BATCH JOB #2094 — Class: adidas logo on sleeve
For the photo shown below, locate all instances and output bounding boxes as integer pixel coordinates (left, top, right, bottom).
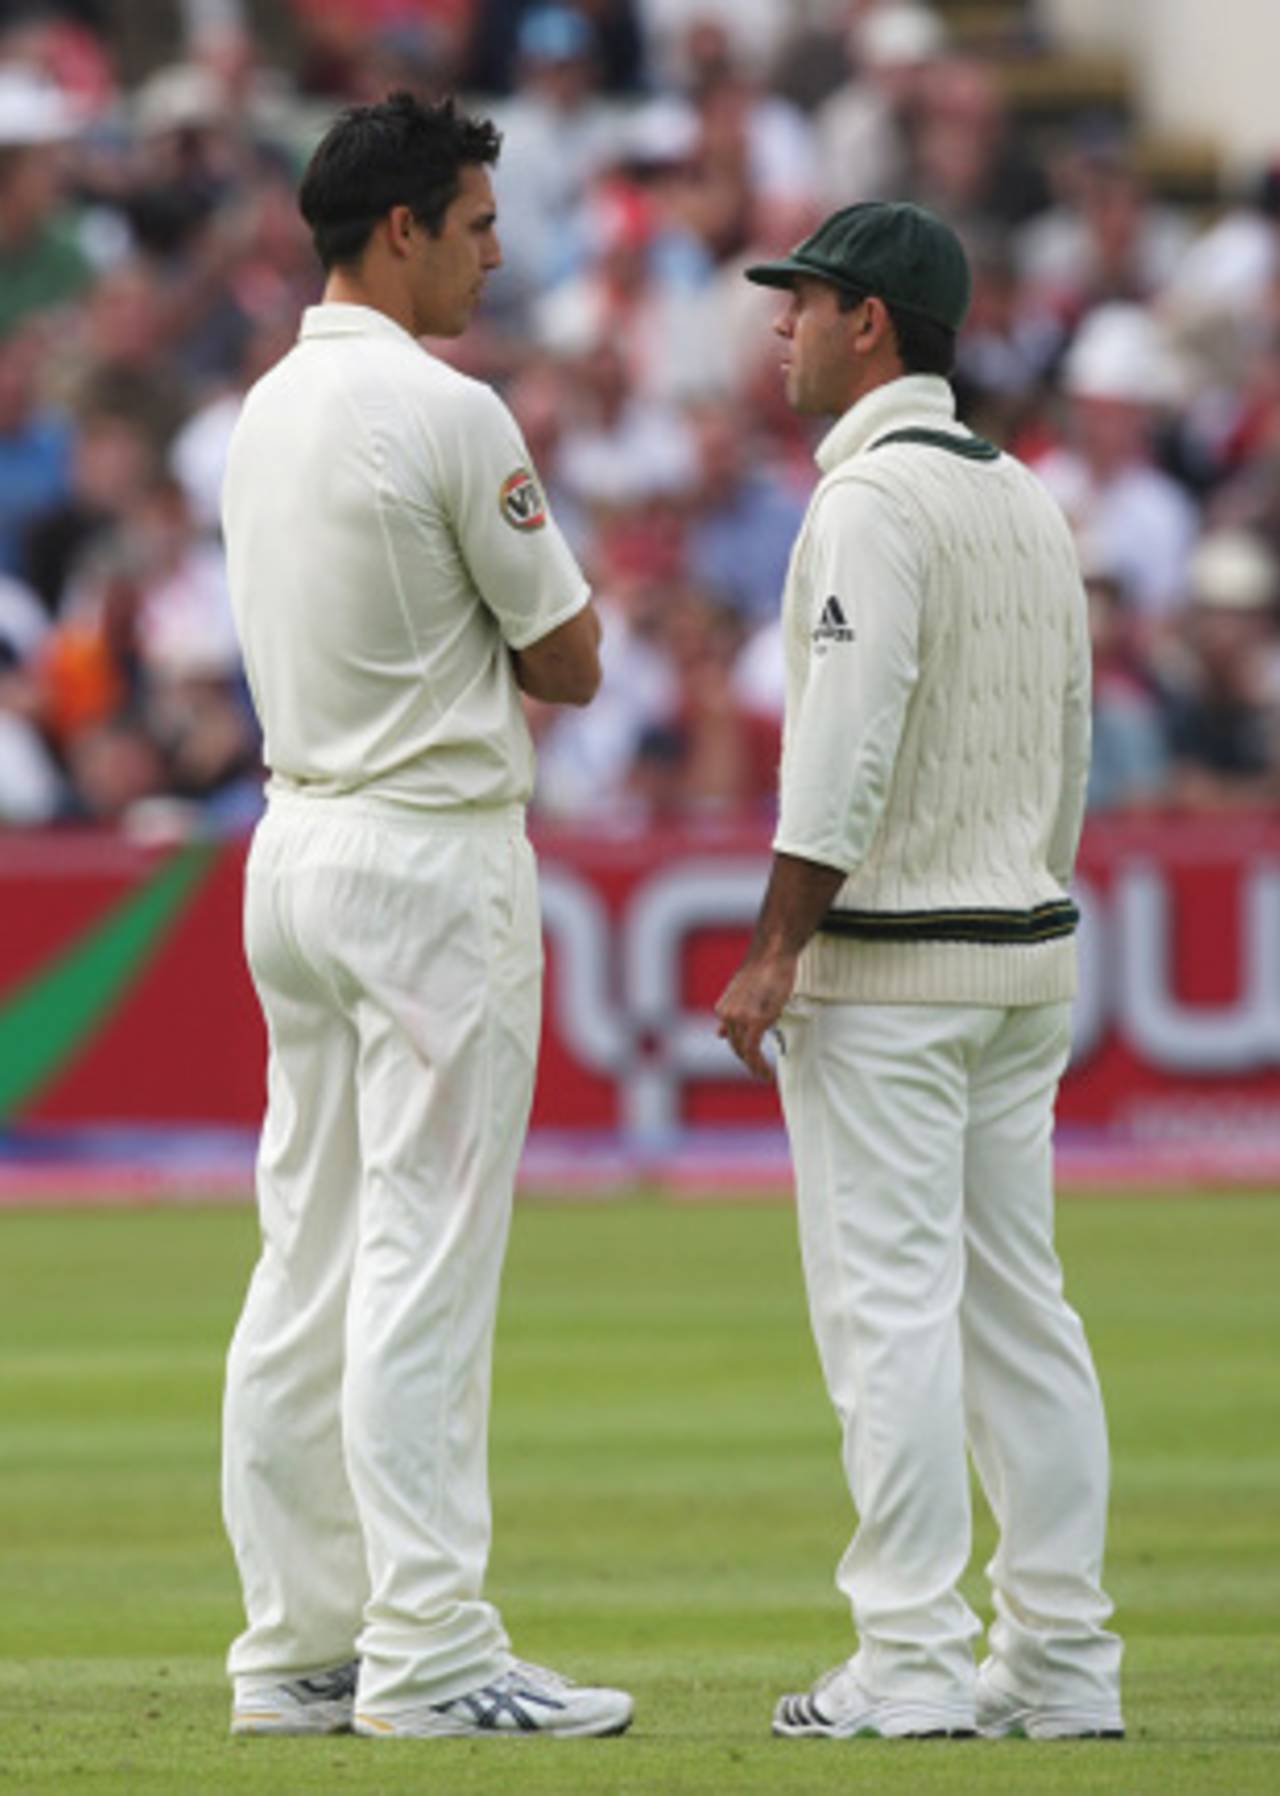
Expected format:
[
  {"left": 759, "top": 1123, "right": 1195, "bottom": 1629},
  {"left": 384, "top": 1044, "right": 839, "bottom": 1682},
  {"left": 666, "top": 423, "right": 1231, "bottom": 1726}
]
[{"left": 813, "top": 595, "right": 855, "bottom": 645}]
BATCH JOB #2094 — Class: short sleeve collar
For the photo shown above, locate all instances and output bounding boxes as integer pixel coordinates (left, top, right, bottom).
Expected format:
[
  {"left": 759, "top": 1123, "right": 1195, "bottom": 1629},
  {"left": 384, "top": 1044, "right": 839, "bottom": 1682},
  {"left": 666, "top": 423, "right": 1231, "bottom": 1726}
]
[{"left": 298, "top": 303, "right": 419, "bottom": 347}]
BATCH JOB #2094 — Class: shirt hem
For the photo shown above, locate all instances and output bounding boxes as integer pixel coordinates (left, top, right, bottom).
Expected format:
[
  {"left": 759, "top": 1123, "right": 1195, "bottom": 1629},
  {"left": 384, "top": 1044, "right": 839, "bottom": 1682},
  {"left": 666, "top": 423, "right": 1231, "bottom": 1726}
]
[{"left": 795, "top": 934, "right": 1078, "bottom": 1006}]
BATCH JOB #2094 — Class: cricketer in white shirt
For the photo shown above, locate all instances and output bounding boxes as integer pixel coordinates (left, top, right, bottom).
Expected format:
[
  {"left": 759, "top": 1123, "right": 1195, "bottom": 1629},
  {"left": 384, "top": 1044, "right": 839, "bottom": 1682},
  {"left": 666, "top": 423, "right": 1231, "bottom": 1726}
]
[
  {"left": 223, "top": 304, "right": 590, "bottom": 810},
  {"left": 220, "top": 117, "right": 627, "bottom": 1742}
]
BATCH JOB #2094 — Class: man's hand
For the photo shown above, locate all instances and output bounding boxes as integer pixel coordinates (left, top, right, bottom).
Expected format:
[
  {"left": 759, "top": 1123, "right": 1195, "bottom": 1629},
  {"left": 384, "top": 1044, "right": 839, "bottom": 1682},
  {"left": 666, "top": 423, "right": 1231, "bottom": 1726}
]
[
  {"left": 715, "top": 851, "right": 847, "bottom": 1081},
  {"left": 716, "top": 949, "right": 797, "bottom": 1081}
]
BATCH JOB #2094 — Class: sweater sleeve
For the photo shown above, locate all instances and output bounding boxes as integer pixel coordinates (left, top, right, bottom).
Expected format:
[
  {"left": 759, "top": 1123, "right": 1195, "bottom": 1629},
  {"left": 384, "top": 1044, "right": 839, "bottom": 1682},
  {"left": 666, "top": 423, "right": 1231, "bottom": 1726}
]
[
  {"left": 772, "top": 476, "right": 924, "bottom": 874},
  {"left": 1047, "top": 573, "right": 1093, "bottom": 887}
]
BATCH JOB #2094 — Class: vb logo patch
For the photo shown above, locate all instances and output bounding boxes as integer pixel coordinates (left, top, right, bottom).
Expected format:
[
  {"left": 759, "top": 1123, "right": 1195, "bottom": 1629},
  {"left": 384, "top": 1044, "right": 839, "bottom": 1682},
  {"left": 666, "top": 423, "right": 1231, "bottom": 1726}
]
[
  {"left": 813, "top": 595, "right": 855, "bottom": 645},
  {"left": 499, "top": 467, "right": 547, "bottom": 532}
]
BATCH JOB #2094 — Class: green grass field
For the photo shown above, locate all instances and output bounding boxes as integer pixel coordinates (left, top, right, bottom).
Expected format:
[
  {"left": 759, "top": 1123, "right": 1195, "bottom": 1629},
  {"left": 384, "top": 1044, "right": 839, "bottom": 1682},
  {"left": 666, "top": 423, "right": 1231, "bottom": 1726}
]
[{"left": 1, "top": 1192, "right": 1277, "bottom": 1795}]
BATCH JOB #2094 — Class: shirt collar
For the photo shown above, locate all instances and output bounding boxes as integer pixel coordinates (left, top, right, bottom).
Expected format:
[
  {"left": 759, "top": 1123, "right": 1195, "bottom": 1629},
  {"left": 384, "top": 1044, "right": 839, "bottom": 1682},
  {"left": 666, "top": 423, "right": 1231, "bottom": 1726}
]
[
  {"left": 299, "top": 302, "right": 418, "bottom": 345},
  {"left": 814, "top": 374, "right": 957, "bottom": 475}
]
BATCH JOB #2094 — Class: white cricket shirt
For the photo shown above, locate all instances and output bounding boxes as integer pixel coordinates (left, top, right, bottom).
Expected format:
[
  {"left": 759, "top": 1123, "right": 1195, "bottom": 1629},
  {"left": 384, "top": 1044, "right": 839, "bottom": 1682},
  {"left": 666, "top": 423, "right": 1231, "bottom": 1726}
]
[{"left": 222, "top": 303, "right": 589, "bottom": 810}]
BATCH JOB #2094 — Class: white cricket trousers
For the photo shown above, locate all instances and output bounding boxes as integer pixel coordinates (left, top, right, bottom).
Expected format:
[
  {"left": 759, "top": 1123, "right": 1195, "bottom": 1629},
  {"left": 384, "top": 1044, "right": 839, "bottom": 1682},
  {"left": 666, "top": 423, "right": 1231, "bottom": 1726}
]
[
  {"left": 223, "top": 792, "right": 541, "bottom": 1712},
  {"left": 777, "top": 997, "right": 1121, "bottom": 1717}
]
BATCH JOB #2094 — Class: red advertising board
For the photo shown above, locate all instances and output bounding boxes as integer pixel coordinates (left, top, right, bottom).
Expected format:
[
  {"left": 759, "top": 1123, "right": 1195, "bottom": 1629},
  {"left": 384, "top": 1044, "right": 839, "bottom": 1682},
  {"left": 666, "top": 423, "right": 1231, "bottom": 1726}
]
[{"left": 2, "top": 816, "right": 1279, "bottom": 1190}]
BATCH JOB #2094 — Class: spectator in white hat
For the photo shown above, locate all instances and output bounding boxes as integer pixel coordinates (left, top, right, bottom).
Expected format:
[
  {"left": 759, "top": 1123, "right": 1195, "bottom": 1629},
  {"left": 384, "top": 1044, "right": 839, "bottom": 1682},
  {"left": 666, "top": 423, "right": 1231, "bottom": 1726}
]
[
  {"left": 0, "top": 64, "right": 91, "bottom": 335},
  {"left": 815, "top": 2, "right": 947, "bottom": 209},
  {"left": 1164, "top": 528, "right": 1280, "bottom": 809},
  {"left": 1033, "top": 303, "right": 1198, "bottom": 626}
]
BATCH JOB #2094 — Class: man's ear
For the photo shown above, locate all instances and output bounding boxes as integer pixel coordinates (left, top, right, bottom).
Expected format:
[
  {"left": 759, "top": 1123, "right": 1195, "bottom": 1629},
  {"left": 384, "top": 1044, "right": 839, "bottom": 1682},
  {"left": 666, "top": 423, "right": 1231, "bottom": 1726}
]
[
  {"left": 858, "top": 295, "right": 893, "bottom": 350},
  {"left": 384, "top": 204, "right": 417, "bottom": 259},
  {"left": 854, "top": 294, "right": 902, "bottom": 369}
]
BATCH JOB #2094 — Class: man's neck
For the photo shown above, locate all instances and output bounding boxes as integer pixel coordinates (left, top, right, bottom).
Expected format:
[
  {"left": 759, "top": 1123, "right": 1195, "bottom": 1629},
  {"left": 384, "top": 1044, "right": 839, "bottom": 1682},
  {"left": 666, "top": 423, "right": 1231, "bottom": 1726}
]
[
  {"left": 323, "top": 267, "right": 415, "bottom": 337},
  {"left": 824, "top": 357, "right": 904, "bottom": 421}
]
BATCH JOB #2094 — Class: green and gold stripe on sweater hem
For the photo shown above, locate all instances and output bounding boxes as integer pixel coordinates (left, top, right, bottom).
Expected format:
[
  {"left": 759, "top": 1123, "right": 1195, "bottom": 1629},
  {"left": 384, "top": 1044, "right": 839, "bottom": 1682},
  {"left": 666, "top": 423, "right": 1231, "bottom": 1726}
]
[
  {"left": 818, "top": 899, "right": 1079, "bottom": 946},
  {"left": 870, "top": 426, "right": 1001, "bottom": 461}
]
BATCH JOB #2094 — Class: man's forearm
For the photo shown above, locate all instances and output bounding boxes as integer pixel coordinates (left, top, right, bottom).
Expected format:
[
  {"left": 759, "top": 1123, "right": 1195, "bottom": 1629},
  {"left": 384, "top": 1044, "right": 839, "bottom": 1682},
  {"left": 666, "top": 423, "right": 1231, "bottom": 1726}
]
[
  {"left": 510, "top": 603, "right": 603, "bottom": 705},
  {"left": 747, "top": 851, "right": 848, "bottom": 962}
]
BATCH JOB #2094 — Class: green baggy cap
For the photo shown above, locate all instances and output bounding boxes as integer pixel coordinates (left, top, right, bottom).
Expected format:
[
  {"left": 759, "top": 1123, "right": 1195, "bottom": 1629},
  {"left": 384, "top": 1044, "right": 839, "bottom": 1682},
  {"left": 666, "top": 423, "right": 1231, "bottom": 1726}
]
[{"left": 745, "top": 201, "right": 972, "bottom": 333}]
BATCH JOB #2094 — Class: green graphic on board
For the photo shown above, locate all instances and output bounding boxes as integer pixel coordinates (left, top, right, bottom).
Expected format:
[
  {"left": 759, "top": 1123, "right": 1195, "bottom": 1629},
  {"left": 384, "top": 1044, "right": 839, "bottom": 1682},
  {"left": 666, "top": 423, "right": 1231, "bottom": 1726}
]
[{"left": 0, "top": 843, "right": 216, "bottom": 1121}]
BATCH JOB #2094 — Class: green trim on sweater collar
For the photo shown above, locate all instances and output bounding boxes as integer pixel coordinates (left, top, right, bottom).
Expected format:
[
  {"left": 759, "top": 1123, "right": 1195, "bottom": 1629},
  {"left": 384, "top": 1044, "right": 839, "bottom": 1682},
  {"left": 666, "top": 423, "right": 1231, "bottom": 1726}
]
[{"left": 871, "top": 426, "right": 1000, "bottom": 461}]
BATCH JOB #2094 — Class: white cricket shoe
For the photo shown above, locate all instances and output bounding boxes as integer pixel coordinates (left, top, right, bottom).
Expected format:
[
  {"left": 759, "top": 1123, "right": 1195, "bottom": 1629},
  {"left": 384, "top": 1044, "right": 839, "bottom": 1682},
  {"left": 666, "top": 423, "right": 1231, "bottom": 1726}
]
[
  {"left": 976, "top": 1664, "right": 1124, "bottom": 1739},
  {"left": 351, "top": 1652, "right": 631, "bottom": 1738},
  {"left": 231, "top": 1659, "right": 358, "bottom": 1735},
  {"left": 772, "top": 1662, "right": 975, "bottom": 1739},
  {"left": 355, "top": 1659, "right": 633, "bottom": 1739}
]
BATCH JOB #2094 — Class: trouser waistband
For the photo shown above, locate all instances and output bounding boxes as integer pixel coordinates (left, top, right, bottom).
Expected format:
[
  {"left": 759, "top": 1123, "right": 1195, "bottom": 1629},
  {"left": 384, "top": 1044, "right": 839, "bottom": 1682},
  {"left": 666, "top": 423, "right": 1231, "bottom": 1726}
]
[{"left": 264, "top": 788, "right": 526, "bottom": 835}]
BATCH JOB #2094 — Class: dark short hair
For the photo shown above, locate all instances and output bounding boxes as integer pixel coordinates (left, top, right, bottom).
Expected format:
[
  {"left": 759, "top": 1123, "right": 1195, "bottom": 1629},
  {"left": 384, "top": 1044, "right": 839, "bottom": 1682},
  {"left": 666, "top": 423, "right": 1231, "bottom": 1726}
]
[
  {"left": 298, "top": 91, "right": 501, "bottom": 271},
  {"left": 837, "top": 285, "right": 957, "bottom": 378}
]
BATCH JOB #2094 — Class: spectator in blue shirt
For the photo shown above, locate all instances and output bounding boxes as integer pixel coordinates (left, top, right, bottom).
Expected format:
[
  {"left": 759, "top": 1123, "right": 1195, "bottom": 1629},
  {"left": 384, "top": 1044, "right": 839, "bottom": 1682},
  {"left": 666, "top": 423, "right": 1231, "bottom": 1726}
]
[
  {"left": 1083, "top": 562, "right": 1170, "bottom": 811},
  {"left": 0, "top": 319, "right": 73, "bottom": 583},
  {"left": 683, "top": 398, "right": 807, "bottom": 624}
]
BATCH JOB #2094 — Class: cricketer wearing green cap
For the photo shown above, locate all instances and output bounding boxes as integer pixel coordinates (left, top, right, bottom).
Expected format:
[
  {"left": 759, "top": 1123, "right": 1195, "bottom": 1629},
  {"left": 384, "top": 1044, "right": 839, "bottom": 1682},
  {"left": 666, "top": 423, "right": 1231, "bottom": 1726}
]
[
  {"left": 744, "top": 200, "right": 972, "bottom": 332},
  {"left": 717, "top": 202, "right": 1123, "bottom": 1745}
]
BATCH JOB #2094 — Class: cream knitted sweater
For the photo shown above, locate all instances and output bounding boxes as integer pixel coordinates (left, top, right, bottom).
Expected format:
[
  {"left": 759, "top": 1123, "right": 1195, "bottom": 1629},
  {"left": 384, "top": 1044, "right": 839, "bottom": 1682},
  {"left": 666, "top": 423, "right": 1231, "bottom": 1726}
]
[{"left": 775, "top": 375, "right": 1091, "bottom": 1006}]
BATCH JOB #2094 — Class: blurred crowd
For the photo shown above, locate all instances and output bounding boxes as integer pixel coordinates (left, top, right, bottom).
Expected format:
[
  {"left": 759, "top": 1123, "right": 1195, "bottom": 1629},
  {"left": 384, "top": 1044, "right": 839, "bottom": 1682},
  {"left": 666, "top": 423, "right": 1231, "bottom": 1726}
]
[{"left": 2, "top": 0, "right": 1280, "bottom": 834}]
